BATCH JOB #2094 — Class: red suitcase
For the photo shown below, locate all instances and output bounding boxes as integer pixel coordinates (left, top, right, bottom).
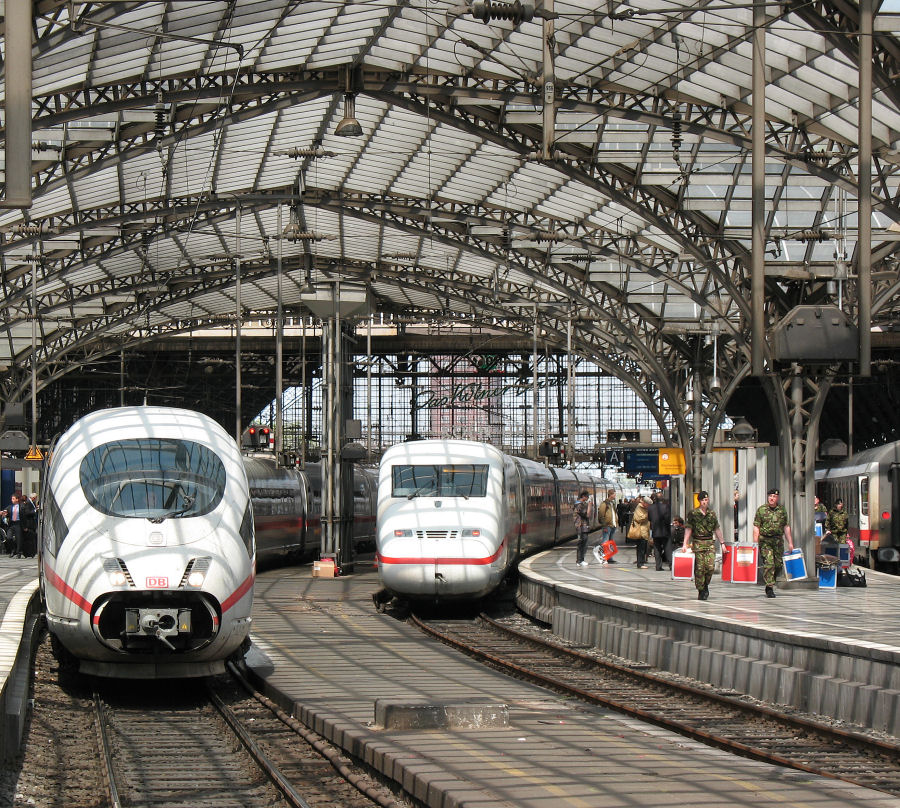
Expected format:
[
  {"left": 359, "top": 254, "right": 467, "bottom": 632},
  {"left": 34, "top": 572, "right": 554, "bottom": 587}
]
[
  {"left": 671, "top": 549, "right": 694, "bottom": 580},
  {"left": 731, "top": 543, "right": 758, "bottom": 583}
]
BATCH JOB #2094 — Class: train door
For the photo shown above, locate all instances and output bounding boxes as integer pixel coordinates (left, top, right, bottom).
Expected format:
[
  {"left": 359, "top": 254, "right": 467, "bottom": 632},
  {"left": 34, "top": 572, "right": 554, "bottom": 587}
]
[
  {"left": 505, "top": 457, "right": 524, "bottom": 560},
  {"left": 303, "top": 464, "right": 323, "bottom": 556},
  {"left": 891, "top": 465, "right": 900, "bottom": 560},
  {"left": 857, "top": 474, "right": 870, "bottom": 548},
  {"left": 351, "top": 469, "right": 376, "bottom": 553}
]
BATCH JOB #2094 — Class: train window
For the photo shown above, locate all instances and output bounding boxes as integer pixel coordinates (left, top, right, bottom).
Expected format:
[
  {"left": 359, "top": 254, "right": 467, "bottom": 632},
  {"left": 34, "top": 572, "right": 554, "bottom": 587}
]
[
  {"left": 80, "top": 438, "right": 226, "bottom": 519},
  {"left": 42, "top": 489, "right": 69, "bottom": 556},
  {"left": 239, "top": 503, "right": 255, "bottom": 557},
  {"left": 860, "top": 477, "right": 869, "bottom": 516},
  {"left": 391, "top": 464, "right": 489, "bottom": 498}
]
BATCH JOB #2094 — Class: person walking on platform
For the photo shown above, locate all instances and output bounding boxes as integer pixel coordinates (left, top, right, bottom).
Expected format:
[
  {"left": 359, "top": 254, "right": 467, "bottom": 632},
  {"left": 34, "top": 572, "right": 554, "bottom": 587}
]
[
  {"left": 669, "top": 516, "right": 685, "bottom": 566},
  {"left": 2, "top": 492, "right": 36, "bottom": 558},
  {"left": 574, "top": 490, "right": 593, "bottom": 567},
  {"left": 682, "top": 491, "right": 723, "bottom": 600},
  {"left": 826, "top": 499, "right": 849, "bottom": 543},
  {"left": 647, "top": 493, "right": 671, "bottom": 570},
  {"left": 630, "top": 495, "right": 651, "bottom": 568},
  {"left": 753, "top": 488, "right": 794, "bottom": 598},
  {"left": 597, "top": 489, "right": 618, "bottom": 563},
  {"left": 826, "top": 498, "right": 853, "bottom": 564},
  {"left": 617, "top": 498, "right": 630, "bottom": 540}
]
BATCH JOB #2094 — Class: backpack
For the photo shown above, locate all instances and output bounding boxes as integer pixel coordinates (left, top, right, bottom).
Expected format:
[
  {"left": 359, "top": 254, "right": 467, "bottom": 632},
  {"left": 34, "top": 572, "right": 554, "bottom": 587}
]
[{"left": 574, "top": 500, "right": 589, "bottom": 525}]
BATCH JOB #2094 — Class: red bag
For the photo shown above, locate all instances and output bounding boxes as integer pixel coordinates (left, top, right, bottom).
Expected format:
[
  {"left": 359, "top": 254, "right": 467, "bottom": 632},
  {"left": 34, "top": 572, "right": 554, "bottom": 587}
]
[{"left": 601, "top": 539, "right": 618, "bottom": 560}]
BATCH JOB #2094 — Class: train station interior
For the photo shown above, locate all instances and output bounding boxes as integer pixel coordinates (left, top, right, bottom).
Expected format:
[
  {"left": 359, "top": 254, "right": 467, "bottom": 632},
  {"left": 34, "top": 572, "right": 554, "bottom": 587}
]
[
  {"left": 0, "top": 0, "right": 898, "bottom": 480},
  {"left": 1, "top": 6, "right": 900, "bottom": 806}
]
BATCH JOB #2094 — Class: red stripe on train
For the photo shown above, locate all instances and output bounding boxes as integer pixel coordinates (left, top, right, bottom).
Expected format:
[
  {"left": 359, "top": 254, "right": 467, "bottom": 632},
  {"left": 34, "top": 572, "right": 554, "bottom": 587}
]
[
  {"left": 44, "top": 563, "right": 92, "bottom": 614},
  {"left": 220, "top": 571, "right": 255, "bottom": 613}
]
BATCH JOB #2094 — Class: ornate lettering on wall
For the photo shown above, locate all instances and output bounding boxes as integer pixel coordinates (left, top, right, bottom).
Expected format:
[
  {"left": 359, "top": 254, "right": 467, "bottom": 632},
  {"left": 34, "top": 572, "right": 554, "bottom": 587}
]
[{"left": 412, "top": 377, "right": 562, "bottom": 411}]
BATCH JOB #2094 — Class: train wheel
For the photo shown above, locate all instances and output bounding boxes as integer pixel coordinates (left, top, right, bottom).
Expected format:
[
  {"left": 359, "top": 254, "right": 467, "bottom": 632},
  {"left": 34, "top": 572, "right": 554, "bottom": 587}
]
[
  {"left": 49, "top": 633, "right": 78, "bottom": 676},
  {"left": 229, "top": 636, "right": 252, "bottom": 662}
]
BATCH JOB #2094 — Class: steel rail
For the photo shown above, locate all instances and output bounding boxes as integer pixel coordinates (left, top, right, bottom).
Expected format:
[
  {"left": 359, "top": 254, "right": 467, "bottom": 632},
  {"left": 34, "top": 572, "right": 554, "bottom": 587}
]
[
  {"left": 410, "top": 612, "right": 900, "bottom": 795},
  {"left": 479, "top": 612, "right": 900, "bottom": 757},
  {"left": 92, "top": 692, "right": 123, "bottom": 808},
  {"left": 207, "top": 686, "right": 313, "bottom": 808}
]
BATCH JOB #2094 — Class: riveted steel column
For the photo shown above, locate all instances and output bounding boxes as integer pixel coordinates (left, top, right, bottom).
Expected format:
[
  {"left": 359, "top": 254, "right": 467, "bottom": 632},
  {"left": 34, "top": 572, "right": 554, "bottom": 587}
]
[
  {"left": 858, "top": 0, "right": 872, "bottom": 377},
  {"left": 321, "top": 304, "right": 341, "bottom": 561},
  {"left": 3, "top": 0, "right": 32, "bottom": 208},
  {"left": 275, "top": 205, "right": 284, "bottom": 465},
  {"left": 235, "top": 205, "right": 242, "bottom": 444},
  {"left": 367, "top": 315, "right": 373, "bottom": 459},
  {"left": 566, "top": 310, "right": 574, "bottom": 464},
  {"left": 542, "top": 0, "right": 555, "bottom": 159},
  {"left": 532, "top": 304, "right": 539, "bottom": 459},
  {"left": 751, "top": 1, "right": 766, "bottom": 376}
]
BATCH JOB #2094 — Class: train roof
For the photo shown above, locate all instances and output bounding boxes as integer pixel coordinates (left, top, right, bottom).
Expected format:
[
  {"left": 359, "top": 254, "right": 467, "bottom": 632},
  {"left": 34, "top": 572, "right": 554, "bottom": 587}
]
[
  {"left": 379, "top": 439, "right": 507, "bottom": 466},
  {"left": 816, "top": 440, "right": 900, "bottom": 477},
  {"left": 51, "top": 406, "right": 242, "bottom": 470}
]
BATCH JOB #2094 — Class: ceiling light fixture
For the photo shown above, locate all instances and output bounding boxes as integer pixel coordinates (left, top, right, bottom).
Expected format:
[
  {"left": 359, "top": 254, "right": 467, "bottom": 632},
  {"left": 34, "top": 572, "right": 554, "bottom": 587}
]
[
  {"left": 334, "top": 65, "right": 363, "bottom": 137},
  {"left": 299, "top": 255, "right": 316, "bottom": 295}
]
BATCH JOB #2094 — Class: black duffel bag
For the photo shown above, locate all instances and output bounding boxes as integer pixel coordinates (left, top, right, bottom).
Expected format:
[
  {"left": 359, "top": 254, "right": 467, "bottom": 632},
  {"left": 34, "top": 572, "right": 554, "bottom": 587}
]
[{"left": 837, "top": 567, "right": 867, "bottom": 587}]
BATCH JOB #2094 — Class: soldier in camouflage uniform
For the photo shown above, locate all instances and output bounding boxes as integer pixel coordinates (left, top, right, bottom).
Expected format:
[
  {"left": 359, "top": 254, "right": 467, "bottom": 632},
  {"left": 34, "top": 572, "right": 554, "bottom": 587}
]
[
  {"left": 827, "top": 499, "right": 849, "bottom": 541},
  {"left": 753, "top": 488, "right": 794, "bottom": 598},
  {"left": 682, "top": 491, "right": 724, "bottom": 600}
]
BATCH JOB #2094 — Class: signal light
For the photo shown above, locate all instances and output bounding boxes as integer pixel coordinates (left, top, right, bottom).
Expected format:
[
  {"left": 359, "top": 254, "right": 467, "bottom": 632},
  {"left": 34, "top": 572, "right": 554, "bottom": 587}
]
[{"left": 243, "top": 425, "right": 272, "bottom": 448}]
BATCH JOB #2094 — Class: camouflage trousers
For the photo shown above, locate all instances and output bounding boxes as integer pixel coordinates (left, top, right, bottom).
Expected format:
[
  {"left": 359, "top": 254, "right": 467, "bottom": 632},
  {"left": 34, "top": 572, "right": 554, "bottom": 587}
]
[
  {"left": 692, "top": 538, "right": 716, "bottom": 591},
  {"left": 759, "top": 535, "right": 785, "bottom": 586}
]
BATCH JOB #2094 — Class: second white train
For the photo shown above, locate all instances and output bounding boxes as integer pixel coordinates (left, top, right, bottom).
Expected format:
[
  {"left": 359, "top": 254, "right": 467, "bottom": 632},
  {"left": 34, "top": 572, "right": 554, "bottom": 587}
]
[{"left": 376, "top": 439, "right": 618, "bottom": 601}]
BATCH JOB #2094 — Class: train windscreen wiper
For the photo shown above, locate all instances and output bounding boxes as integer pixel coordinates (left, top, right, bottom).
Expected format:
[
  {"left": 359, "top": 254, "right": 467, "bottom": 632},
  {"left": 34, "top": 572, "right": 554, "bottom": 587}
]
[{"left": 407, "top": 481, "right": 436, "bottom": 499}]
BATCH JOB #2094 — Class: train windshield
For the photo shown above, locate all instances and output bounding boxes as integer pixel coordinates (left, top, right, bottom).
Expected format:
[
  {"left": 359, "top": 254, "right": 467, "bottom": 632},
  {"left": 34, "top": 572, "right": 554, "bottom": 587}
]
[
  {"left": 391, "top": 464, "right": 489, "bottom": 498},
  {"left": 80, "top": 439, "right": 227, "bottom": 518}
]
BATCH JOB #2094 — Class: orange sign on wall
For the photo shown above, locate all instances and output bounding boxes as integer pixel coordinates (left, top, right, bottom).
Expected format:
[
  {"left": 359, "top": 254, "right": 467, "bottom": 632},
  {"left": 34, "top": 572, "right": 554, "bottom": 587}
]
[{"left": 658, "top": 448, "right": 685, "bottom": 475}]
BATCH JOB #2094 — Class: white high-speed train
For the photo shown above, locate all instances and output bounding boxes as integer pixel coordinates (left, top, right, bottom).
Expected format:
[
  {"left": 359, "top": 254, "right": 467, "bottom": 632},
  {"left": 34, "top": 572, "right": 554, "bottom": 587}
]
[
  {"left": 39, "top": 406, "right": 255, "bottom": 678},
  {"left": 376, "top": 439, "right": 619, "bottom": 601}
]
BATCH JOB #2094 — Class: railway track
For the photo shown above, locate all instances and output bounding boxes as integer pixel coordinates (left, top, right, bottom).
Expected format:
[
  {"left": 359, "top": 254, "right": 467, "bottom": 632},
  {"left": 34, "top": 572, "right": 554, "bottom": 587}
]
[
  {"left": 411, "top": 611, "right": 900, "bottom": 797},
  {"left": 10, "top": 634, "right": 407, "bottom": 808}
]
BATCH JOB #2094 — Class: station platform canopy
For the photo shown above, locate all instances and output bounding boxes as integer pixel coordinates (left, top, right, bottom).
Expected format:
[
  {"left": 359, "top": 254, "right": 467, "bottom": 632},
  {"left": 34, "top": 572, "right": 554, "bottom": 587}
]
[{"left": 0, "top": 1, "right": 898, "bottom": 445}]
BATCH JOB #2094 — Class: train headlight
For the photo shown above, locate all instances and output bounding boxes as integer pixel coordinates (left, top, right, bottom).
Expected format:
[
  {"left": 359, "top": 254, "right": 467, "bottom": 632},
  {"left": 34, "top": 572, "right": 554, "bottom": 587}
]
[
  {"left": 182, "top": 557, "right": 211, "bottom": 588},
  {"left": 461, "top": 529, "right": 481, "bottom": 537},
  {"left": 394, "top": 529, "right": 412, "bottom": 537},
  {"left": 187, "top": 571, "right": 206, "bottom": 587},
  {"left": 107, "top": 570, "right": 128, "bottom": 587},
  {"left": 102, "top": 558, "right": 132, "bottom": 587}
]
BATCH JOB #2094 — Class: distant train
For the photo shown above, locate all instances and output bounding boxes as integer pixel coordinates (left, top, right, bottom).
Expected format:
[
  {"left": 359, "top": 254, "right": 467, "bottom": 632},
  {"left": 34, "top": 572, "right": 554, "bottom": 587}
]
[
  {"left": 375, "top": 439, "right": 620, "bottom": 601},
  {"left": 816, "top": 441, "right": 900, "bottom": 571},
  {"left": 244, "top": 455, "right": 377, "bottom": 563},
  {"left": 39, "top": 405, "right": 377, "bottom": 679}
]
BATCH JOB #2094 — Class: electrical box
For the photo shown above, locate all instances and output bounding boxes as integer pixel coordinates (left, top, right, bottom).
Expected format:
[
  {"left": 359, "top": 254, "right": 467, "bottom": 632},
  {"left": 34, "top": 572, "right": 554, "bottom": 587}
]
[{"left": 770, "top": 305, "right": 858, "bottom": 362}]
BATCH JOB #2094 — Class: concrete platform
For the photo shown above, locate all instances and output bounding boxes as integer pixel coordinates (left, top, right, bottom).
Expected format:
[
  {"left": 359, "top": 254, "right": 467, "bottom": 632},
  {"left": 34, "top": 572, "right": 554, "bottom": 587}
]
[
  {"left": 518, "top": 537, "right": 900, "bottom": 737},
  {"left": 0, "top": 558, "right": 42, "bottom": 762},
  {"left": 245, "top": 565, "right": 900, "bottom": 808}
]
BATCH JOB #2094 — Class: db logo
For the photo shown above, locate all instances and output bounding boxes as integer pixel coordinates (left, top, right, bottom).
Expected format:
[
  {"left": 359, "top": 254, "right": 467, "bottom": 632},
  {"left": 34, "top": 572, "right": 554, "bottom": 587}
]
[{"left": 146, "top": 577, "right": 168, "bottom": 588}]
